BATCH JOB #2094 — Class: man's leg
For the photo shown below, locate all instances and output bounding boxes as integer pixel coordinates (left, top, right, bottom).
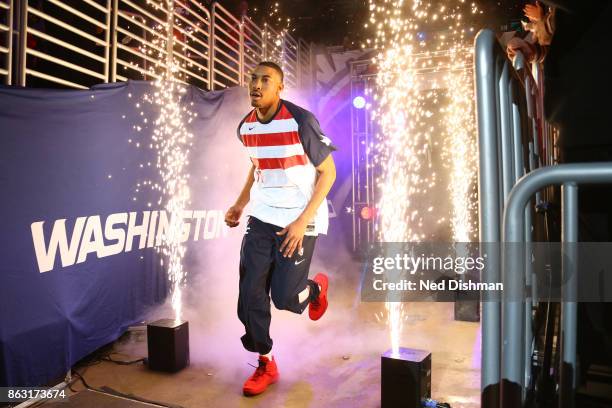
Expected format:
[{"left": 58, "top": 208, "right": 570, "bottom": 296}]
[
  {"left": 269, "top": 234, "right": 321, "bottom": 313},
  {"left": 238, "top": 217, "right": 282, "bottom": 397},
  {"left": 237, "top": 217, "right": 275, "bottom": 355}
]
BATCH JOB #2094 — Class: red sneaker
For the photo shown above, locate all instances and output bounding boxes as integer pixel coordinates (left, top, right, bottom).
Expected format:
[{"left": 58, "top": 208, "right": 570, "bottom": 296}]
[
  {"left": 309, "top": 273, "right": 329, "bottom": 321},
  {"left": 243, "top": 356, "right": 279, "bottom": 396}
]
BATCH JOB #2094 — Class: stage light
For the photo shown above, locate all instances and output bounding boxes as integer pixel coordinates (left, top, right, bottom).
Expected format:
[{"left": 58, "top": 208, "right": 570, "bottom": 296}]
[
  {"left": 360, "top": 205, "right": 376, "bottom": 220},
  {"left": 353, "top": 95, "right": 366, "bottom": 109}
]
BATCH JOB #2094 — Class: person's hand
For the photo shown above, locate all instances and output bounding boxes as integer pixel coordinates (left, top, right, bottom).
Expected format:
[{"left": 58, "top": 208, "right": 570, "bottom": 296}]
[
  {"left": 276, "top": 218, "right": 308, "bottom": 258},
  {"left": 224, "top": 205, "right": 243, "bottom": 227},
  {"left": 506, "top": 37, "right": 535, "bottom": 62},
  {"left": 524, "top": 2, "right": 544, "bottom": 22}
]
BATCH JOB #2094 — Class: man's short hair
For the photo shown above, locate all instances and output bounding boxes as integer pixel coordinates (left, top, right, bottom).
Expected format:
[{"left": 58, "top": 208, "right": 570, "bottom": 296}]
[{"left": 257, "top": 61, "right": 284, "bottom": 83}]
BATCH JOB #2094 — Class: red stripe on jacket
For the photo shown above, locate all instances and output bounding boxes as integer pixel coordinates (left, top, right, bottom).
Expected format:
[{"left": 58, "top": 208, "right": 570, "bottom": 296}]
[
  {"left": 242, "top": 131, "right": 301, "bottom": 147},
  {"left": 251, "top": 155, "right": 309, "bottom": 170}
]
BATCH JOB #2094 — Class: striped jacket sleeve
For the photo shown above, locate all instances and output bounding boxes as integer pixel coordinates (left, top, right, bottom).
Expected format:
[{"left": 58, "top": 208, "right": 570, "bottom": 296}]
[{"left": 298, "top": 112, "right": 337, "bottom": 167}]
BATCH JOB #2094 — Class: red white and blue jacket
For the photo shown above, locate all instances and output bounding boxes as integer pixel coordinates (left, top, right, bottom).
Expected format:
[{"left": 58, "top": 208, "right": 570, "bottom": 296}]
[{"left": 237, "top": 100, "right": 336, "bottom": 235}]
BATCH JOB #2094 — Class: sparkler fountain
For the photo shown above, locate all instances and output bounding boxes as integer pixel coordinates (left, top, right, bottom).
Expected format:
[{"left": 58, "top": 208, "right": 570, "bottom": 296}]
[
  {"left": 141, "top": 0, "right": 196, "bottom": 373},
  {"left": 367, "top": 0, "right": 480, "bottom": 405},
  {"left": 131, "top": 0, "right": 198, "bottom": 324}
]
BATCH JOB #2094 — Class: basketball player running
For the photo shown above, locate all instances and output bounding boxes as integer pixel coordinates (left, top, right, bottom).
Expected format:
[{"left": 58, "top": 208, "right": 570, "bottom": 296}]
[{"left": 225, "top": 61, "right": 337, "bottom": 396}]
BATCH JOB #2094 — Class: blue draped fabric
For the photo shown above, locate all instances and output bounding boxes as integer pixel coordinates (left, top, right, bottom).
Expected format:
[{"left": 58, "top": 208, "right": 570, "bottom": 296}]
[{"left": 0, "top": 81, "right": 250, "bottom": 386}]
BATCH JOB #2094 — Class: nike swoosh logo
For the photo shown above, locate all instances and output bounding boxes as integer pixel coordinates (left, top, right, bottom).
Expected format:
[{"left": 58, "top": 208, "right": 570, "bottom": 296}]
[
  {"left": 294, "top": 259, "right": 305, "bottom": 266},
  {"left": 248, "top": 126, "right": 255, "bottom": 130}
]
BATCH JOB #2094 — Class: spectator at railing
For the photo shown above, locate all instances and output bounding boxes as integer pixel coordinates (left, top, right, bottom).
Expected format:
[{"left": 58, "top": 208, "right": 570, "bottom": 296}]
[
  {"left": 524, "top": 2, "right": 554, "bottom": 46},
  {"left": 508, "top": 1, "right": 612, "bottom": 160},
  {"left": 506, "top": 2, "right": 554, "bottom": 63}
]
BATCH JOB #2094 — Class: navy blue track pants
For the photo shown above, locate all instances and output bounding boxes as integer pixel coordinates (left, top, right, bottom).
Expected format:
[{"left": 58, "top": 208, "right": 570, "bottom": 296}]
[{"left": 237, "top": 216, "right": 317, "bottom": 355}]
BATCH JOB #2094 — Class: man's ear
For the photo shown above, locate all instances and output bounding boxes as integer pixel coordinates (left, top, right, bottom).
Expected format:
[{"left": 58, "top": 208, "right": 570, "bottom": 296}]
[{"left": 278, "top": 82, "right": 284, "bottom": 94}]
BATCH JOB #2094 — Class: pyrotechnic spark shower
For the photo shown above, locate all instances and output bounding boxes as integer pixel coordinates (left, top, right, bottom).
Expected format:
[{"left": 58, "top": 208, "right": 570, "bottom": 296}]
[
  {"left": 367, "top": 0, "right": 480, "bottom": 355},
  {"left": 260, "top": 3, "right": 292, "bottom": 75},
  {"left": 125, "top": 0, "right": 293, "bottom": 323},
  {"left": 442, "top": 46, "right": 478, "bottom": 243},
  {"left": 129, "top": 0, "right": 197, "bottom": 323}
]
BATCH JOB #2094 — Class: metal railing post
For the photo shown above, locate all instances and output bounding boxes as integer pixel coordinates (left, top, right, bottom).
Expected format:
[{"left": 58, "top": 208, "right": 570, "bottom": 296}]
[
  {"left": 499, "top": 60, "right": 515, "bottom": 200},
  {"left": 509, "top": 55, "right": 535, "bottom": 397},
  {"left": 281, "top": 30, "right": 285, "bottom": 78},
  {"left": 209, "top": 3, "right": 215, "bottom": 90},
  {"left": 110, "top": 0, "right": 117, "bottom": 82},
  {"left": 104, "top": 0, "right": 111, "bottom": 82},
  {"left": 513, "top": 56, "right": 542, "bottom": 395},
  {"left": 510, "top": 84, "right": 523, "bottom": 183},
  {"left": 502, "top": 163, "right": 612, "bottom": 407},
  {"left": 502, "top": 220, "right": 525, "bottom": 407},
  {"left": 262, "top": 22, "right": 267, "bottom": 60},
  {"left": 510, "top": 72, "right": 534, "bottom": 396},
  {"left": 239, "top": 17, "right": 244, "bottom": 86},
  {"left": 560, "top": 182, "right": 578, "bottom": 408},
  {"left": 166, "top": 0, "right": 174, "bottom": 74},
  {"left": 474, "top": 29, "right": 501, "bottom": 408},
  {"left": 6, "top": 0, "right": 14, "bottom": 85},
  {"left": 514, "top": 50, "right": 541, "bottom": 201},
  {"left": 296, "top": 39, "right": 301, "bottom": 87},
  {"left": 16, "top": 0, "right": 27, "bottom": 86}
]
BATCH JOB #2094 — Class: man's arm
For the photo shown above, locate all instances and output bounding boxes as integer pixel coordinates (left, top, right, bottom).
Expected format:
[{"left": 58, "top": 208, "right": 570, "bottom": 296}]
[
  {"left": 225, "top": 164, "right": 255, "bottom": 227},
  {"left": 277, "top": 155, "right": 336, "bottom": 257},
  {"left": 299, "top": 155, "right": 336, "bottom": 228}
]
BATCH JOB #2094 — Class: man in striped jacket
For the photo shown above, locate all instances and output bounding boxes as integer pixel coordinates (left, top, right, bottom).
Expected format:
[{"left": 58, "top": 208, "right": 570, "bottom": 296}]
[{"left": 224, "top": 61, "right": 337, "bottom": 396}]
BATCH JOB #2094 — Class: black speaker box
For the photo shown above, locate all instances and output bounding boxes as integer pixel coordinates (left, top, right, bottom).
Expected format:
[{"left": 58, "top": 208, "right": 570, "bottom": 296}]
[
  {"left": 381, "top": 347, "right": 431, "bottom": 408},
  {"left": 147, "top": 319, "right": 189, "bottom": 372}
]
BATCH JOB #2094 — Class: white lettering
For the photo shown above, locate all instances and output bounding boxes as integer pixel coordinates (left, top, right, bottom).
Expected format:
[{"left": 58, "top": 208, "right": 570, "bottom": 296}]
[
  {"left": 180, "top": 210, "right": 193, "bottom": 243},
  {"left": 102, "top": 212, "right": 128, "bottom": 257},
  {"left": 125, "top": 211, "right": 150, "bottom": 251},
  {"left": 77, "top": 215, "right": 105, "bottom": 263},
  {"left": 192, "top": 210, "right": 206, "bottom": 241},
  {"left": 203, "top": 210, "right": 219, "bottom": 240},
  {"left": 155, "top": 211, "right": 169, "bottom": 246},
  {"left": 31, "top": 209, "right": 228, "bottom": 273},
  {"left": 31, "top": 218, "right": 87, "bottom": 273},
  {"left": 147, "top": 211, "right": 158, "bottom": 248}
]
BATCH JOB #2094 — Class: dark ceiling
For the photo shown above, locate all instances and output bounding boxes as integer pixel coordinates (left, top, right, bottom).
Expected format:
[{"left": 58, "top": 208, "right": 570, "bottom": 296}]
[{"left": 219, "top": 0, "right": 524, "bottom": 46}]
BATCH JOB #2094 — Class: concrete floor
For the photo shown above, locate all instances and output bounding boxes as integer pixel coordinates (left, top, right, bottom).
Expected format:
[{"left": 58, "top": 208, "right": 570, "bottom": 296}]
[
  {"left": 58, "top": 244, "right": 481, "bottom": 408},
  {"left": 64, "top": 284, "right": 480, "bottom": 408}
]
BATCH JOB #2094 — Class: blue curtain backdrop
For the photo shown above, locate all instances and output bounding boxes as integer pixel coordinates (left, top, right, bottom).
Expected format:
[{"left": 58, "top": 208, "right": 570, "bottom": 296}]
[{"left": 0, "top": 81, "right": 251, "bottom": 386}]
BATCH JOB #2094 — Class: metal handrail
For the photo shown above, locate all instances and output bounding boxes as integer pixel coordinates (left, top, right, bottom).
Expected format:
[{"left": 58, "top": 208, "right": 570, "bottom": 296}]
[
  {"left": 0, "top": 0, "right": 12, "bottom": 84},
  {"left": 4, "top": 1, "right": 312, "bottom": 90},
  {"left": 113, "top": 7, "right": 154, "bottom": 82},
  {"left": 475, "top": 28, "right": 556, "bottom": 407},
  {"left": 474, "top": 30, "right": 504, "bottom": 408},
  {"left": 17, "top": 0, "right": 111, "bottom": 88},
  {"left": 502, "top": 163, "right": 612, "bottom": 406},
  {"left": 211, "top": 2, "right": 242, "bottom": 88}
]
